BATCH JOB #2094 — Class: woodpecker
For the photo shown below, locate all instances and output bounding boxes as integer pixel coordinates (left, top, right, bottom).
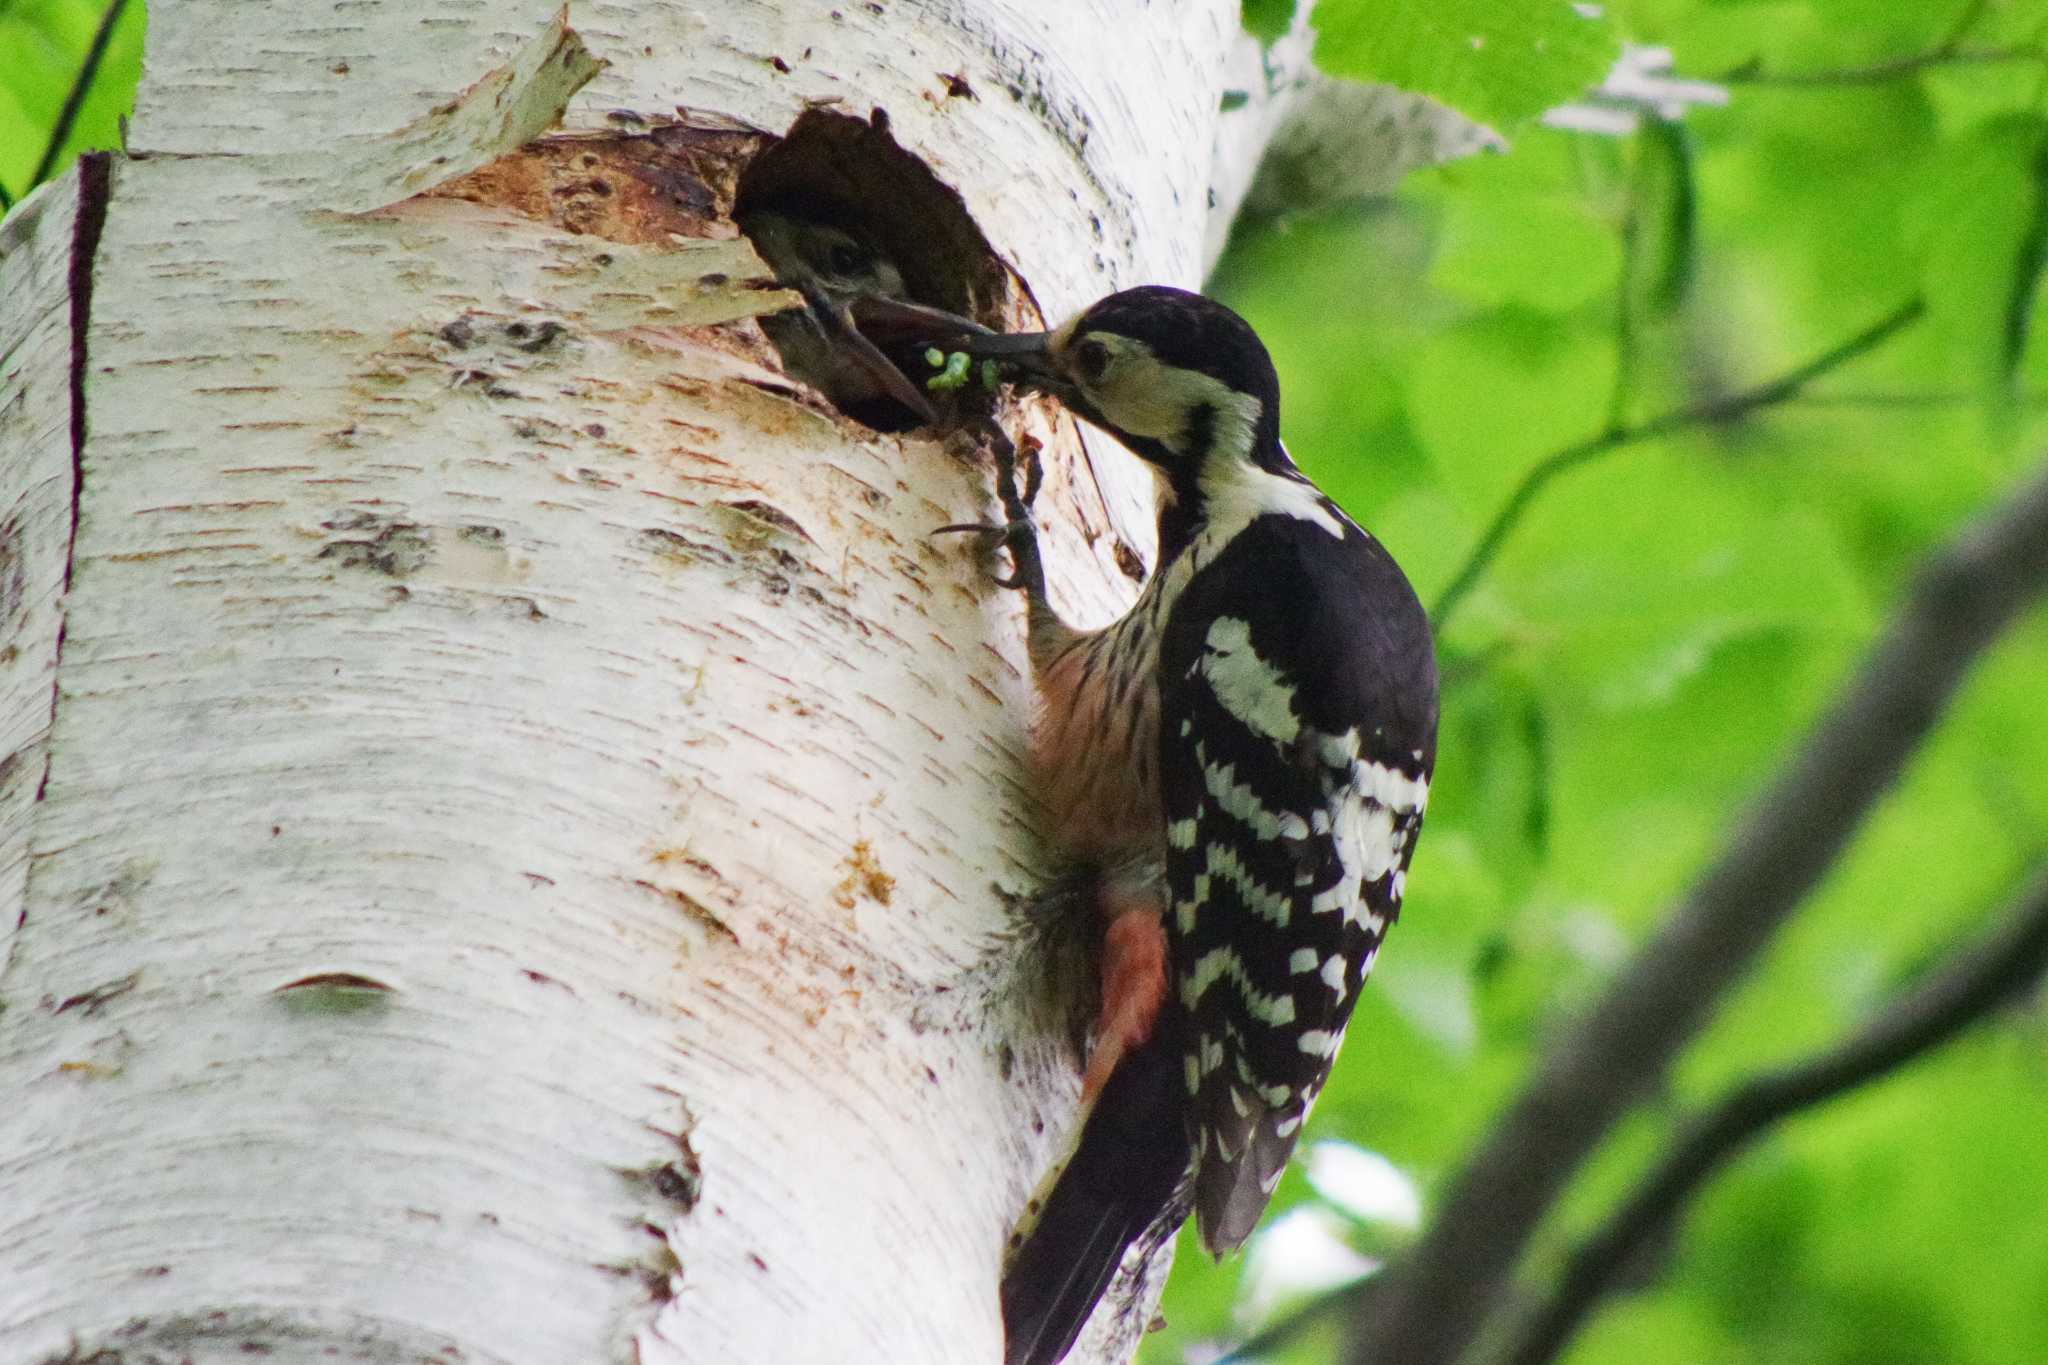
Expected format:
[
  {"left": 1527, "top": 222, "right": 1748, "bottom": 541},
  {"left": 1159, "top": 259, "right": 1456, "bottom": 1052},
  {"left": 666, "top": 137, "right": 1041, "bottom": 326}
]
[
  {"left": 737, "top": 208, "right": 939, "bottom": 423},
  {"left": 934, "top": 287, "right": 1438, "bottom": 1365}
]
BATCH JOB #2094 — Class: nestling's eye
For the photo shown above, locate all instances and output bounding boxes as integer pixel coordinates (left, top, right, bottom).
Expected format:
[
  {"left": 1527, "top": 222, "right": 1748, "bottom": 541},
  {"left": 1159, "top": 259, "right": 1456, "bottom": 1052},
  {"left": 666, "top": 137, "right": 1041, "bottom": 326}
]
[
  {"left": 828, "top": 241, "right": 867, "bottom": 276},
  {"left": 1073, "top": 338, "right": 1113, "bottom": 384}
]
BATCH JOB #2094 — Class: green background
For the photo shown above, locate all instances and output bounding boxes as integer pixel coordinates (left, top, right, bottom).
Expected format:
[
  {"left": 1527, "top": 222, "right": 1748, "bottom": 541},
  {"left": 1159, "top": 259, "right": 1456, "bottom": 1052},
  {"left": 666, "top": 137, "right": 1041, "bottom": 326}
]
[
  {"left": 1188, "top": 3, "right": 2048, "bottom": 1363},
  {"left": 6, "top": 1, "right": 2044, "bottom": 1361}
]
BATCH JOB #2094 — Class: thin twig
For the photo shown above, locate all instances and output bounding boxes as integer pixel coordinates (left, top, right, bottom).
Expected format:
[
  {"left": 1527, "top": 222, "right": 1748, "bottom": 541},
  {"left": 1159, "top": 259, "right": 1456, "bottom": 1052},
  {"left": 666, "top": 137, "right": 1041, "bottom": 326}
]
[
  {"left": 1716, "top": 4, "right": 2043, "bottom": 88},
  {"left": 1347, "top": 455, "right": 2048, "bottom": 1365},
  {"left": 1604, "top": 195, "right": 1640, "bottom": 436},
  {"left": 1939, "top": 0, "right": 1996, "bottom": 51},
  {"left": 1785, "top": 389, "right": 2048, "bottom": 410},
  {"left": 1430, "top": 297, "right": 1925, "bottom": 631},
  {"left": 1720, "top": 45, "right": 2045, "bottom": 87},
  {"left": 1498, "top": 863, "right": 2048, "bottom": 1365},
  {"left": 23, "top": 0, "right": 131, "bottom": 194}
]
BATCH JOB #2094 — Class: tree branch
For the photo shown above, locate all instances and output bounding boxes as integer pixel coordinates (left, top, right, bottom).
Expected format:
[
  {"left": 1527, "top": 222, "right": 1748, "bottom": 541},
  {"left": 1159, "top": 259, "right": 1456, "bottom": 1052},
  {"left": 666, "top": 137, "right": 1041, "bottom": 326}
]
[
  {"left": 1347, "top": 454, "right": 2048, "bottom": 1365},
  {"left": 1430, "top": 297, "right": 1925, "bottom": 631},
  {"left": 1785, "top": 389, "right": 2048, "bottom": 410},
  {"left": 1941, "top": 0, "right": 1998, "bottom": 51},
  {"left": 1719, "top": 45, "right": 2046, "bottom": 87},
  {"left": 20, "top": 0, "right": 130, "bottom": 196},
  {"left": 1715, "top": 0, "right": 2047, "bottom": 87},
  {"left": 1497, "top": 861, "right": 2048, "bottom": 1365}
]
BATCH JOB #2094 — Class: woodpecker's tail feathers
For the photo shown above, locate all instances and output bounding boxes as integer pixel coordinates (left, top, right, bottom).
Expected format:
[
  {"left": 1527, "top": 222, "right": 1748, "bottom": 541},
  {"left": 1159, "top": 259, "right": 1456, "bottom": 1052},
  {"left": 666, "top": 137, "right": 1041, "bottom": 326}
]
[
  {"left": 1000, "top": 1037, "right": 1191, "bottom": 1365},
  {"left": 1192, "top": 1097, "right": 1301, "bottom": 1257}
]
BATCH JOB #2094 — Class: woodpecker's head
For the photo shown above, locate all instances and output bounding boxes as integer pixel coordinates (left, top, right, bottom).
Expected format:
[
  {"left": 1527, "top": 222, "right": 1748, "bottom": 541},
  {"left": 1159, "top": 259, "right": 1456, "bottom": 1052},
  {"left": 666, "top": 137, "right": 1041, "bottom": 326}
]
[{"left": 961, "top": 286, "right": 1285, "bottom": 474}]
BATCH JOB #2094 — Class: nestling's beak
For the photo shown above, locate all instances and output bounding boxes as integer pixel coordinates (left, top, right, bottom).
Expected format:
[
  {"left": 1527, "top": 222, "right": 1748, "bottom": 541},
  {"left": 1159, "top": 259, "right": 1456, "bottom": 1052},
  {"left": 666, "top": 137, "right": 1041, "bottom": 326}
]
[
  {"left": 849, "top": 295, "right": 999, "bottom": 345},
  {"left": 809, "top": 288, "right": 940, "bottom": 423}
]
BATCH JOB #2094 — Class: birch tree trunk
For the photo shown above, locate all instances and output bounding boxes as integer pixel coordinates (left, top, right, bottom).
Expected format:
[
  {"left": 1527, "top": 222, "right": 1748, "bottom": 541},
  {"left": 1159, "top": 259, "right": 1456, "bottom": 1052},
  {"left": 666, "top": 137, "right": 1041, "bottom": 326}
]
[{"left": 0, "top": 2, "right": 1248, "bottom": 1362}]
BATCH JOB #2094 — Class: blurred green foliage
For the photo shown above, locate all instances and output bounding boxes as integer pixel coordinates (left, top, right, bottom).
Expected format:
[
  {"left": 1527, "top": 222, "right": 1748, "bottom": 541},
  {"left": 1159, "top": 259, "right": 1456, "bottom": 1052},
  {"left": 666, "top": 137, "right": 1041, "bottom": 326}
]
[
  {"left": 5, "top": 2, "right": 2045, "bottom": 1363},
  {"left": 1163, "top": 1, "right": 2048, "bottom": 1362}
]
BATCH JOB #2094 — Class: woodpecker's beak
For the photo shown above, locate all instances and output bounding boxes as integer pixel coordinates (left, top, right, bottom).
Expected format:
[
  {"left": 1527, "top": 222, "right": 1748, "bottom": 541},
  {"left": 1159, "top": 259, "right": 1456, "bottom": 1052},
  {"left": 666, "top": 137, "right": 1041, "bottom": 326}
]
[
  {"left": 934, "top": 327, "right": 1071, "bottom": 399},
  {"left": 949, "top": 330, "right": 1061, "bottom": 383},
  {"left": 845, "top": 300, "right": 1068, "bottom": 398}
]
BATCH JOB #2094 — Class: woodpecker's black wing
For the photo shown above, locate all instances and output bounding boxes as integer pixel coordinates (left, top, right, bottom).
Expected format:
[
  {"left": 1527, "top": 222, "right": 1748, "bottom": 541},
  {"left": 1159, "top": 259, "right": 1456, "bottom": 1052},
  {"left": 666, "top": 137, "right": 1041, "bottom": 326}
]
[{"left": 1156, "top": 497, "right": 1438, "bottom": 1252}]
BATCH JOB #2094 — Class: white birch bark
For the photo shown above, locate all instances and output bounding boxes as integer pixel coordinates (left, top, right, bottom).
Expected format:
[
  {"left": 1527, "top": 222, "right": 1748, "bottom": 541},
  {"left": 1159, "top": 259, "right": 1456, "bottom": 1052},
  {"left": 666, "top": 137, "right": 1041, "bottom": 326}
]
[{"left": 0, "top": 3, "right": 1254, "bottom": 1363}]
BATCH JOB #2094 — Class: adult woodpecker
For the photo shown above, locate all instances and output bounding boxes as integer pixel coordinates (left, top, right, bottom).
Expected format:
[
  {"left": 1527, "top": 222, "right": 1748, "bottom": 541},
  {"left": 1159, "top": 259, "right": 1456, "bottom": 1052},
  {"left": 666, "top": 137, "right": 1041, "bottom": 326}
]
[{"left": 935, "top": 287, "right": 1438, "bottom": 1365}]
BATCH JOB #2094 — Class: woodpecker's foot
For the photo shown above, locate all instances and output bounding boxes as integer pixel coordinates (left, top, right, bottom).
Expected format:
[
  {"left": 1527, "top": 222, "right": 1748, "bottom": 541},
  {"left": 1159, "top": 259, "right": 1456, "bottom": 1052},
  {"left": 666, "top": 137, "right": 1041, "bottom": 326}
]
[
  {"left": 989, "top": 427, "right": 1045, "bottom": 596},
  {"left": 1080, "top": 896, "right": 1169, "bottom": 1102},
  {"left": 932, "top": 421, "right": 1046, "bottom": 600}
]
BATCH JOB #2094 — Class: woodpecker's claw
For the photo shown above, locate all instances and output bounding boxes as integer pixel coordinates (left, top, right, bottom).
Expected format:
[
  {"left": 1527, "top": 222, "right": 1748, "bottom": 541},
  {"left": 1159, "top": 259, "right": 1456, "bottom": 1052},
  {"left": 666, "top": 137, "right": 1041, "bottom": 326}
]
[
  {"left": 933, "top": 421, "right": 1046, "bottom": 601},
  {"left": 999, "top": 436, "right": 1045, "bottom": 519},
  {"left": 931, "top": 513, "right": 1040, "bottom": 592},
  {"left": 988, "top": 430, "right": 1046, "bottom": 600}
]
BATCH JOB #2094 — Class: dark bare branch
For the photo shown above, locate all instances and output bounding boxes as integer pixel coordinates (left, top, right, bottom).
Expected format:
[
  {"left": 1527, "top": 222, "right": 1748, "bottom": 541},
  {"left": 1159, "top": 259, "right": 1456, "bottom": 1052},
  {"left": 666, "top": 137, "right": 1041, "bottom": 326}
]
[
  {"left": 1349, "top": 455, "right": 2048, "bottom": 1365},
  {"left": 1497, "top": 862, "right": 2048, "bottom": 1365}
]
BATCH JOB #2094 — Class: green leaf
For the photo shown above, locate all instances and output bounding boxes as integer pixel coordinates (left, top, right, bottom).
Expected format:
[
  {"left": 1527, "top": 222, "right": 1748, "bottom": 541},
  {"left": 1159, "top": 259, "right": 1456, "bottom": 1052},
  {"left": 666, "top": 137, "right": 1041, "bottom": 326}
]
[
  {"left": 1625, "top": 117, "right": 1698, "bottom": 317},
  {"left": 0, "top": 0, "right": 143, "bottom": 199},
  {"left": 1408, "top": 306, "right": 1613, "bottom": 511},
  {"left": 1242, "top": 0, "right": 1295, "bottom": 46},
  {"left": 1906, "top": 113, "right": 2048, "bottom": 396},
  {"left": 1428, "top": 184, "right": 1623, "bottom": 312},
  {"left": 1314, "top": 0, "right": 1619, "bottom": 128},
  {"left": 2005, "top": 133, "right": 2048, "bottom": 385}
]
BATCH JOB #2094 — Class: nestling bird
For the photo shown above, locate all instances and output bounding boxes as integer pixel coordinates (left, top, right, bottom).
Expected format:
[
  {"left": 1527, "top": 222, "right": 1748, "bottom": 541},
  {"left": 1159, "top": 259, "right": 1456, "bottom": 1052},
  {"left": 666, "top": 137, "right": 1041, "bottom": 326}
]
[
  {"left": 930, "top": 288, "right": 1439, "bottom": 1365},
  {"left": 737, "top": 208, "right": 940, "bottom": 423}
]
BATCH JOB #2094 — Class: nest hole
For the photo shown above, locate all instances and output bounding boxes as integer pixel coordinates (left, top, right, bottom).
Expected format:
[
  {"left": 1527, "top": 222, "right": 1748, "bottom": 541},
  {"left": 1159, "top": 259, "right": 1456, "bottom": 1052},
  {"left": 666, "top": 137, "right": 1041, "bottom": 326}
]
[{"left": 734, "top": 107, "right": 1032, "bottom": 430}]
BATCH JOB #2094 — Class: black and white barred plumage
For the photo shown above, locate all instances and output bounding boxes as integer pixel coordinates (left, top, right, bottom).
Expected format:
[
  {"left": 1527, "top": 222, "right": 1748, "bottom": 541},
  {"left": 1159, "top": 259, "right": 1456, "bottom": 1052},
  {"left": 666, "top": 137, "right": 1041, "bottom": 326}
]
[
  {"left": 1160, "top": 500, "right": 1433, "bottom": 1245},
  {"left": 938, "top": 287, "right": 1437, "bottom": 1365}
]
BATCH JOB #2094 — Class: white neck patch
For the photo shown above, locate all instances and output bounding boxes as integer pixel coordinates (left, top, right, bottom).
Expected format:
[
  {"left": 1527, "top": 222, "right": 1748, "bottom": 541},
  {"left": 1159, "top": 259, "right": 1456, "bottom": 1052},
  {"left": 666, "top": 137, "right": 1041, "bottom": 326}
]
[{"left": 1198, "top": 454, "right": 1346, "bottom": 545}]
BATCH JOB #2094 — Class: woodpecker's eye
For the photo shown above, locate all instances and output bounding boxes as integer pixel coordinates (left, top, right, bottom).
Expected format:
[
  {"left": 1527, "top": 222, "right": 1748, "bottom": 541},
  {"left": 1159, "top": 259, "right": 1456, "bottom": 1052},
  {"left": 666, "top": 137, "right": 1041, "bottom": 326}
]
[
  {"left": 1073, "top": 338, "right": 1113, "bottom": 384},
  {"left": 827, "top": 241, "right": 867, "bottom": 276}
]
